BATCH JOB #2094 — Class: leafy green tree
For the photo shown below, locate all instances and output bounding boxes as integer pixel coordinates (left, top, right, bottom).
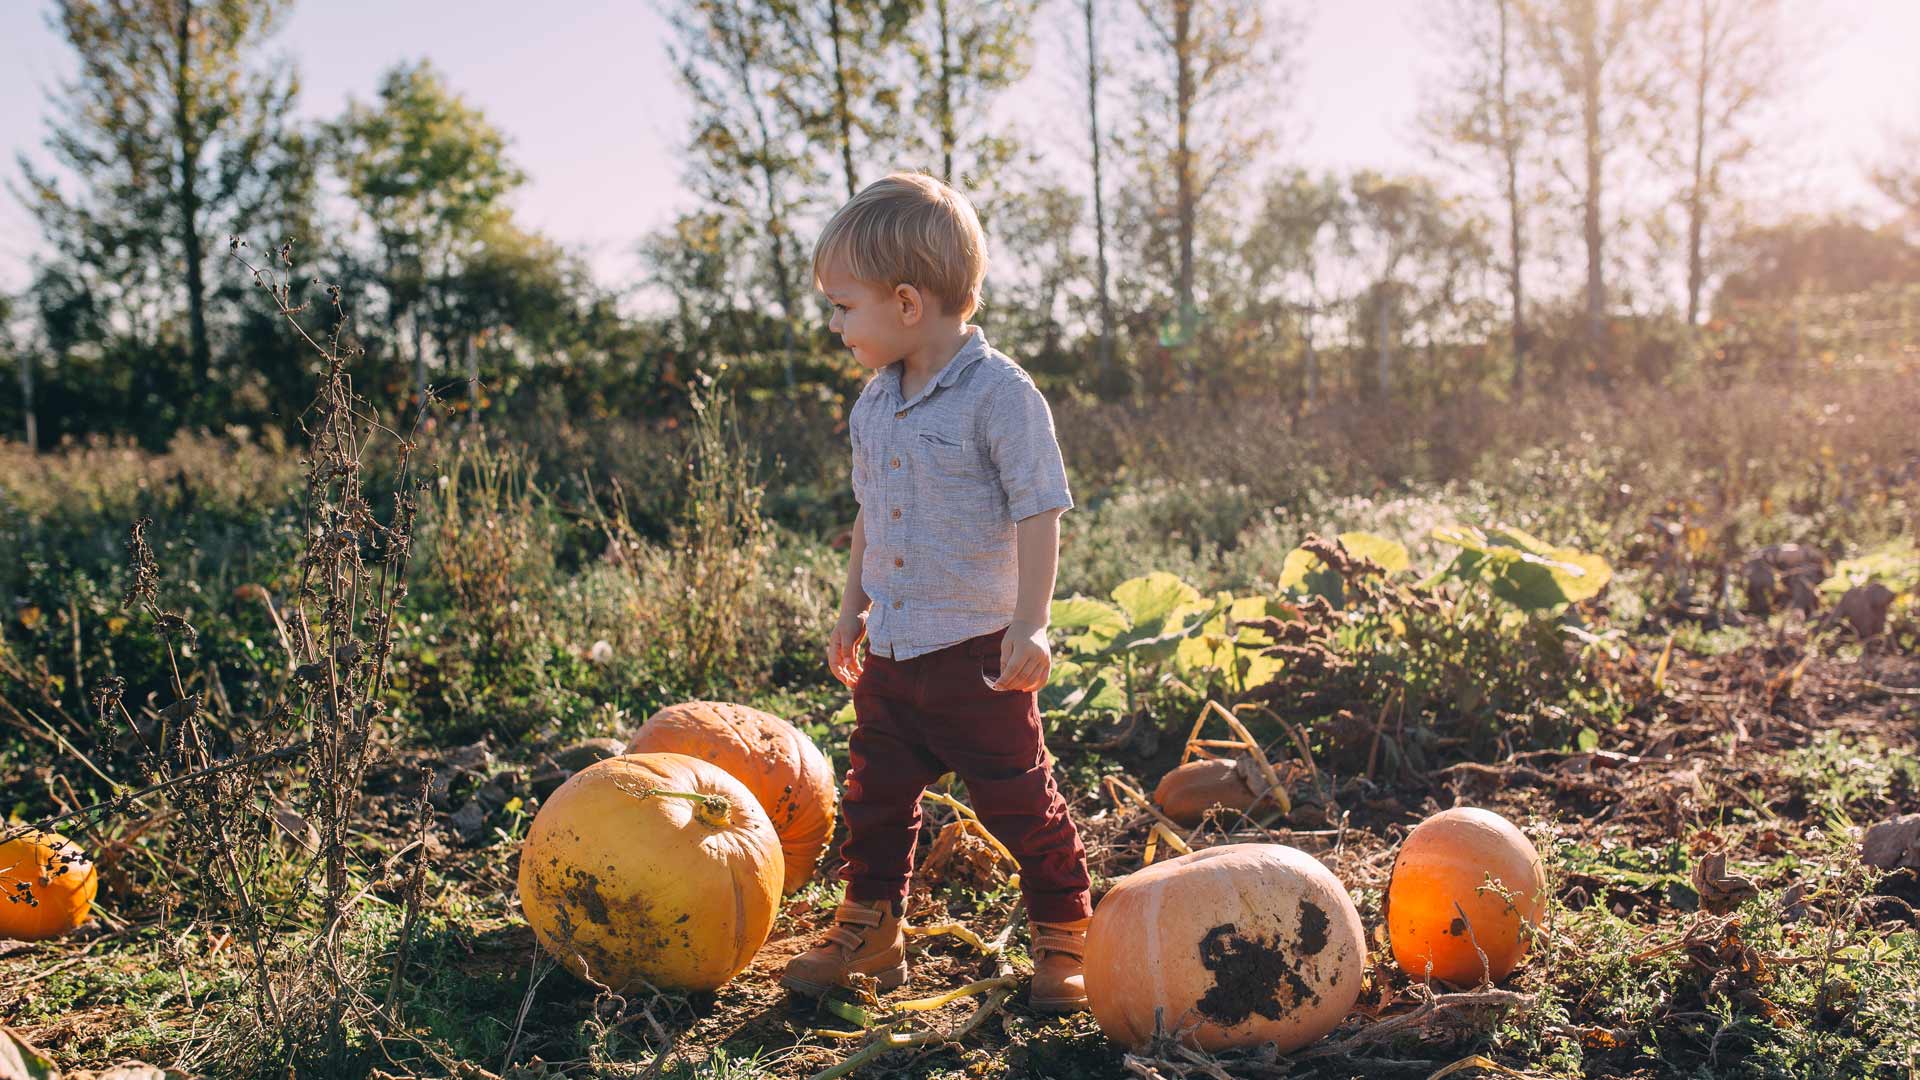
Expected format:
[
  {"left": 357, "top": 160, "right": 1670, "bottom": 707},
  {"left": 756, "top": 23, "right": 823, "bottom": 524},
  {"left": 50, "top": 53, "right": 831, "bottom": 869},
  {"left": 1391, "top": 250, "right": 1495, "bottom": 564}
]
[
  {"left": 1347, "top": 172, "right": 1490, "bottom": 398},
  {"left": 1238, "top": 170, "right": 1352, "bottom": 404},
  {"left": 326, "top": 60, "right": 525, "bottom": 402},
  {"left": 16, "top": 0, "right": 305, "bottom": 395}
]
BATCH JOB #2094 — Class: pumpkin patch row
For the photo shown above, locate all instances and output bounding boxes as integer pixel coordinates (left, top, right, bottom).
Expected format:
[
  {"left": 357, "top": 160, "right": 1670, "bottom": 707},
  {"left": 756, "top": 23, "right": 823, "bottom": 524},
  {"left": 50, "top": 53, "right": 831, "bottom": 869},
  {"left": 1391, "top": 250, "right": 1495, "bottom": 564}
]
[{"left": 513, "top": 699, "right": 1548, "bottom": 1061}]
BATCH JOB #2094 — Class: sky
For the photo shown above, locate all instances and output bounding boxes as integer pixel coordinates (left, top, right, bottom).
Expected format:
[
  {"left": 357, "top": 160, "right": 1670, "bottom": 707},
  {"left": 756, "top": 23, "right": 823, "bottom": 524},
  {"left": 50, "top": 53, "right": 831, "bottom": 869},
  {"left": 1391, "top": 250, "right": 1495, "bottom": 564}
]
[{"left": 2, "top": 0, "right": 1916, "bottom": 296}]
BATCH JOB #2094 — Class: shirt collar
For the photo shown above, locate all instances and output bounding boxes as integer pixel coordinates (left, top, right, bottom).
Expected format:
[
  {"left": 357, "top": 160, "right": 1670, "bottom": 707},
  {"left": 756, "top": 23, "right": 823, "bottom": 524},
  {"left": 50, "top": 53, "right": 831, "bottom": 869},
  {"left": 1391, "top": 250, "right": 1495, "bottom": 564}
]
[{"left": 883, "top": 325, "right": 989, "bottom": 408}]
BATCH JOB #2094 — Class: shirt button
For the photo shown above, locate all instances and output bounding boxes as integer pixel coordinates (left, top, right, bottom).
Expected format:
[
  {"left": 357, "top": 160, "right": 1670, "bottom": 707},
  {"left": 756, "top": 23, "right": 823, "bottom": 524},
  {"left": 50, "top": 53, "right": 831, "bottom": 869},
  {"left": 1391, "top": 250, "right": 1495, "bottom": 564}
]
[
  {"left": 890, "top": 457, "right": 900, "bottom": 469},
  {"left": 893, "top": 557, "right": 904, "bottom": 568},
  {"left": 894, "top": 410, "right": 905, "bottom": 420},
  {"left": 891, "top": 508, "right": 901, "bottom": 519},
  {"left": 892, "top": 599, "right": 903, "bottom": 609}
]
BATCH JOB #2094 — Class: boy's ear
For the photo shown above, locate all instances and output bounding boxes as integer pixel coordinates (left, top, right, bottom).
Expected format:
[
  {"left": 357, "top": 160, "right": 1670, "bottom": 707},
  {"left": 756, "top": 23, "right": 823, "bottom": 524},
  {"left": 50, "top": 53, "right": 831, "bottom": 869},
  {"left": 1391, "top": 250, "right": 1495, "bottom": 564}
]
[{"left": 894, "top": 283, "right": 924, "bottom": 327}]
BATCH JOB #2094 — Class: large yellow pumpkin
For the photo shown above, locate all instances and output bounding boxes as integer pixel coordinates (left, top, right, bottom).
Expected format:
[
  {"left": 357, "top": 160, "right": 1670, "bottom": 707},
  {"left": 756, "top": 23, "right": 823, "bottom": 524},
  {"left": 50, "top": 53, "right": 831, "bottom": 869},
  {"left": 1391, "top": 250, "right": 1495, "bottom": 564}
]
[
  {"left": 518, "top": 753, "right": 781, "bottom": 992},
  {"left": 624, "top": 701, "right": 836, "bottom": 895},
  {"left": 0, "top": 830, "right": 98, "bottom": 941},
  {"left": 1085, "top": 844, "right": 1365, "bottom": 1053},
  {"left": 1386, "top": 806, "right": 1546, "bottom": 984}
]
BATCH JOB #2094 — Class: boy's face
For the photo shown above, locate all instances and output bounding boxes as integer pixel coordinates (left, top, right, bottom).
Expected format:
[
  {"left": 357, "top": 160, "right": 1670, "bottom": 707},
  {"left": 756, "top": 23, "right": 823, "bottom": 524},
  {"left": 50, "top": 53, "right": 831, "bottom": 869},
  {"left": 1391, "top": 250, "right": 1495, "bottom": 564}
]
[{"left": 817, "top": 260, "right": 930, "bottom": 371}]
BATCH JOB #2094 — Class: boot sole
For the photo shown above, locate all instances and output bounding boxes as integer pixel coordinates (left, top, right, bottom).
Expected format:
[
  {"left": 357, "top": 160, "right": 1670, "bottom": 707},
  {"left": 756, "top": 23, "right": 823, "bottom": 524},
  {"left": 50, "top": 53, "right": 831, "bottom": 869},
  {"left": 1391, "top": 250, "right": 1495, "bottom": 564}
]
[
  {"left": 1028, "top": 993, "right": 1090, "bottom": 1014},
  {"left": 780, "top": 962, "right": 909, "bottom": 998}
]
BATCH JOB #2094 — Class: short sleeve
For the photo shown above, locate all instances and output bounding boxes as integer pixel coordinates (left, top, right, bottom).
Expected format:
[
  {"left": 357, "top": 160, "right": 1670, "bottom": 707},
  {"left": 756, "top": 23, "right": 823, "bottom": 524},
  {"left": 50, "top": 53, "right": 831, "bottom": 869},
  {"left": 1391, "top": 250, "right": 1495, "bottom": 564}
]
[{"left": 983, "top": 375, "right": 1074, "bottom": 521}]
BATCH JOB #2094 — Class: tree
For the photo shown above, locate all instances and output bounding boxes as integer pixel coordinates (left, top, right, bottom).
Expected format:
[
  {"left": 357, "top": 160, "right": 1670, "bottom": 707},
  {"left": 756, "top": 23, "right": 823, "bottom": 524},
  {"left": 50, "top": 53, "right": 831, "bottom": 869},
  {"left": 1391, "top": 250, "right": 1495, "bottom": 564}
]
[
  {"left": 1425, "top": 0, "right": 1538, "bottom": 390},
  {"left": 16, "top": 0, "right": 304, "bottom": 387},
  {"left": 772, "top": 0, "right": 912, "bottom": 200},
  {"left": 1347, "top": 172, "right": 1489, "bottom": 398},
  {"left": 1871, "top": 126, "right": 1920, "bottom": 241},
  {"left": 1656, "top": 0, "right": 1793, "bottom": 326},
  {"left": 1240, "top": 171, "right": 1351, "bottom": 406},
  {"left": 1522, "top": 0, "right": 1662, "bottom": 349},
  {"left": 1079, "top": 0, "right": 1120, "bottom": 393},
  {"left": 668, "top": 0, "right": 824, "bottom": 386},
  {"left": 1122, "top": 0, "right": 1296, "bottom": 370},
  {"left": 1, "top": 291, "right": 31, "bottom": 451},
  {"left": 903, "top": 0, "right": 1037, "bottom": 187},
  {"left": 326, "top": 61, "right": 525, "bottom": 402}
]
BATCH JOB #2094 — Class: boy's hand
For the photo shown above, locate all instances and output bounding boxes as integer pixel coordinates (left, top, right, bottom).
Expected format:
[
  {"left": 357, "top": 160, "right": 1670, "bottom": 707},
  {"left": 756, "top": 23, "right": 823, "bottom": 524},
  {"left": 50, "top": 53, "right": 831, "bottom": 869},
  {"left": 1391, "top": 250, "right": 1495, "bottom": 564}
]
[
  {"left": 994, "top": 620, "right": 1051, "bottom": 692},
  {"left": 828, "top": 610, "right": 868, "bottom": 689}
]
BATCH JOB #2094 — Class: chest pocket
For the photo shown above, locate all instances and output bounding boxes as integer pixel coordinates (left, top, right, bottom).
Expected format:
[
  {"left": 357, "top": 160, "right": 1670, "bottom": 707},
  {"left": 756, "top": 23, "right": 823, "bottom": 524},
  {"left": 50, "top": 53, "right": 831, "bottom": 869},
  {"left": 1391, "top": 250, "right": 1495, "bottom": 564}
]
[{"left": 914, "top": 428, "right": 979, "bottom": 480}]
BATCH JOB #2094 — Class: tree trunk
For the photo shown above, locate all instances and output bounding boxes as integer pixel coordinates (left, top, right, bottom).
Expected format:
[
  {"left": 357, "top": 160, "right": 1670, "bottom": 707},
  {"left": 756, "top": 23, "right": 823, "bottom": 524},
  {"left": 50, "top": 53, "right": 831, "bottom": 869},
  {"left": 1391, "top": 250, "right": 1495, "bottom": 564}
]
[
  {"left": 1498, "top": 0, "right": 1526, "bottom": 391},
  {"left": 1686, "top": 0, "right": 1709, "bottom": 327},
  {"left": 411, "top": 307, "right": 426, "bottom": 400},
  {"left": 938, "top": 0, "right": 954, "bottom": 182},
  {"left": 1376, "top": 288, "right": 1393, "bottom": 397},
  {"left": 172, "top": 2, "right": 211, "bottom": 381},
  {"left": 1173, "top": 0, "right": 1196, "bottom": 334},
  {"left": 16, "top": 347, "right": 35, "bottom": 453},
  {"left": 1084, "top": 0, "right": 1116, "bottom": 391},
  {"left": 828, "top": 0, "right": 857, "bottom": 199},
  {"left": 1579, "top": 0, "right": 1605, "bottom": 349},
  {"left": 1302, "top": 312, "right": 1319, "bottom": 407}
]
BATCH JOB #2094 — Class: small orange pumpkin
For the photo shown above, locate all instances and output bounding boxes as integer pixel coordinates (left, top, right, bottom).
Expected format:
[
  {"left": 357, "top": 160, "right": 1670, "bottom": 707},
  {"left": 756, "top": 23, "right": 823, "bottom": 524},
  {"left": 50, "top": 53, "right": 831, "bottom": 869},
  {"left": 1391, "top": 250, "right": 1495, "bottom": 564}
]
[
  {"left": 1386, "top": 806, "right": 1546, "bottom": 984},
  {"left": 1085, "top": 843, "right": 1365, "bottom": 1053},
  {"left": 1152, "top": 758, "right": 1265, "bottom": 827},
  {"left": 518, "top": 753, "right": 782, "bottom": 992},
  {"left": 624, "top": 701, "right": 836, "bottom": 895},
  {"left": 0, "top": 830, "right": 99, "bottom": 940}
]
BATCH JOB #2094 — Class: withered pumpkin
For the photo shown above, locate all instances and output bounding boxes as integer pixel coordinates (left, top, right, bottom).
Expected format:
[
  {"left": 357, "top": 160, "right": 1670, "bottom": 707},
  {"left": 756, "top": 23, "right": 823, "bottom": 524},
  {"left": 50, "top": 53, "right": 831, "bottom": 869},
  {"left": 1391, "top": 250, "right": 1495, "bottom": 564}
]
[
  {"left": 1152, "top": 758, "right": 1265, "bottom": 827},
  {"left": 0, "top": 829, "right": 98, "bottom": 941},
  {"left": 518, "top": 753, "right": 781, "bottom": 992},
  {"left": 624, "top": 701, "right": 836, "bottom": 895},
  {"left": 1386, "top": 806, "right": 1546, "bottom": 984},
  {"left": 1085, "top": 843, "right": 1364, "bottom": 1053}
]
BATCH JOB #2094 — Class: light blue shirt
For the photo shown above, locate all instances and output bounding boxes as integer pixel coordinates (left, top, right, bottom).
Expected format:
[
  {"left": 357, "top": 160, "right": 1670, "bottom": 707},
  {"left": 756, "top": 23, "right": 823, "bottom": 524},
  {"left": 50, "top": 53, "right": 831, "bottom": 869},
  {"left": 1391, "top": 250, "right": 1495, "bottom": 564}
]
[{"left": 850, "top": 326, "right": 1073, "bottom": 660}]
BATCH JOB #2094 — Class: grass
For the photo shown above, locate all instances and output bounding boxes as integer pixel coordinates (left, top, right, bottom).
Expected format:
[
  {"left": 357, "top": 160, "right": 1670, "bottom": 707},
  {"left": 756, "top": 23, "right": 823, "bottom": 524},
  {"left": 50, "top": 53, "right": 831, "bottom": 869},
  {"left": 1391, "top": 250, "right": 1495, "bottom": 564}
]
[{"left": 4, "top": 362, "right": 1920, "bottom": 1078}]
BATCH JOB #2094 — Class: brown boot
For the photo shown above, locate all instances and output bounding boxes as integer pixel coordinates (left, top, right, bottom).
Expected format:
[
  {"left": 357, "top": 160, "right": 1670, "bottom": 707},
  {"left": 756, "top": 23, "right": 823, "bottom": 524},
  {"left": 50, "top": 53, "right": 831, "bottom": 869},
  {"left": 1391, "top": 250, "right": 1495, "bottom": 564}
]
[
  {"left": 1029, "top": 917, "right": 1091, "bottom": 1012},
  {"left": 781, "top": 897, "right": 908, "bottom": 997}
]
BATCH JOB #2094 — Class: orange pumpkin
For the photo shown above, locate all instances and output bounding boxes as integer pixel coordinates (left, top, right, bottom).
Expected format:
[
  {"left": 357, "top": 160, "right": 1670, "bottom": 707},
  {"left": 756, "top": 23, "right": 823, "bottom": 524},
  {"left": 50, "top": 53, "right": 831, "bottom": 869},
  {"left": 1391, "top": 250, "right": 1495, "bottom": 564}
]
[
  {"left": 624, "top": 701, "right": 836, "bottom": 895},
  {"left": 0, "top": 830, "right": 98, "bottom": 940},
  {"left": 518, "top": 753, "right": 782, "bottom": 992},
  {"left": 1386, "top": 807, "right": 1546, "bottom": 984},
  {"left": 1152, "top": 758, "right": 1265, "bottom": 827},
  {"left": 1085, "top": 844, "right": 1365, "bottom": 1053}
]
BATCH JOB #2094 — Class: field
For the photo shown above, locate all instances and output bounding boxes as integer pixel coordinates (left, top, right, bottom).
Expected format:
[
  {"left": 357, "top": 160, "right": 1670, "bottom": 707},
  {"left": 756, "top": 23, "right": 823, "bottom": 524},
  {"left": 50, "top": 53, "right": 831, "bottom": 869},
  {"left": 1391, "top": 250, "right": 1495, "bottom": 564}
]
[{"left": 3, "top": 357, "right": 1919, "bottom": 1080}]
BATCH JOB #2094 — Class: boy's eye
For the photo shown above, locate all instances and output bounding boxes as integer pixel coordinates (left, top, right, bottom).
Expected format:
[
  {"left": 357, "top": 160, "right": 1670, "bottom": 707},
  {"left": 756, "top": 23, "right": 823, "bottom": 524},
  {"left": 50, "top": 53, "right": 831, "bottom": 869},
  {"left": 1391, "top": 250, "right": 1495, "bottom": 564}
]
[{"left": 832, "top": 304, "right": 848, "bottom": 315}]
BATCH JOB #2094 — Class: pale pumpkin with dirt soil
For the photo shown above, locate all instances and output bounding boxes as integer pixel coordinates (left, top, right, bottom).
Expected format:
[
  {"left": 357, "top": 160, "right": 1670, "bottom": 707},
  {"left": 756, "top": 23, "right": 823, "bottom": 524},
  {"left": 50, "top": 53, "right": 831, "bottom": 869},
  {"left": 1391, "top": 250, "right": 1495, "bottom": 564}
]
[
  {"left": 1084, "top": 843, "right": 1366, "bottom": 1053},
  {"left": 1385, "top": 806, "right": 1546, "bottom": 984},
  {"left": 623, "top": 700, "right": 838, "bottom": 895},
  {"left": 517, "top": 753, "right": 782, "bottom": 992}
]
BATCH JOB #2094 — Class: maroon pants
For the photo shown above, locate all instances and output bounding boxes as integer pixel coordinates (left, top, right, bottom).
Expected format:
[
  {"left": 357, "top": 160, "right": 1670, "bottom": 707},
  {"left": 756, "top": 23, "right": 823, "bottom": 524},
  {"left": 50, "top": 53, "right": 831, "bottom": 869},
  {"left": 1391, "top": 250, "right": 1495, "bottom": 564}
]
[{"left": 839, "top": 627, "right": 1092, "bottom": 924}]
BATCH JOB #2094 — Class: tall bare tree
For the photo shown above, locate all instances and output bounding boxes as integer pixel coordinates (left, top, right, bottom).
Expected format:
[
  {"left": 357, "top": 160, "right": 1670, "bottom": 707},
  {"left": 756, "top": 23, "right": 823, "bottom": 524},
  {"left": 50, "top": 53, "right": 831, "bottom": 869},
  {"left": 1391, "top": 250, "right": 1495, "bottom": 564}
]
[
  {"left": 1659, "top": 0, "right": 1793, "bottom": 326},
  {"left": 1081, "top": 0, "right": 1118, "bottom": 388},
  {"left": 1522, "top": 0, "right": 1661, "bottom": 348},
  {"left": 1123, "top": 0, "right": 1296, "bottom": 370},
  {"left": 774, "top": 0, "right": 911, "bottom": 200},
  {"left": 1425, "top": 0, "right": 1537, "bottom": 390},
  {"left": 669, "top": 0, "right": 822, "bottom": 385},
  {"left": 907, "top": 0, "right": 1036, "bottom": 187}
]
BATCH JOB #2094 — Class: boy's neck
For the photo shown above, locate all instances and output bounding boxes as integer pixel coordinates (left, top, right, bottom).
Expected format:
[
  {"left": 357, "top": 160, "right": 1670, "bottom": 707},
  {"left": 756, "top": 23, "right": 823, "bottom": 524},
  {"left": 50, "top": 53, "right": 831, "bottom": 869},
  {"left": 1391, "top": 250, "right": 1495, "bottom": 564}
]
[{"left": 897, "top": 321, "right": 973, "bottom": 398}]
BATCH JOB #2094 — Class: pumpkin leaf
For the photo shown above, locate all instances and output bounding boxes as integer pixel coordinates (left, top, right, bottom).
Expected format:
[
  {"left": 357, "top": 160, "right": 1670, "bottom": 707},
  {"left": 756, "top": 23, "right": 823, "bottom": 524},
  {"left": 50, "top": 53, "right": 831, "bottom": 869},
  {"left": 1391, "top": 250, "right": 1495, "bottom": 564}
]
[
  {"left": 1110, "top": 573, "right": 1202, "bottom": 630},
  {"left": 0, "top": 1027, "right": 59, "bottom": 1080},
  {"left": 1276, "top": 546, "right": 1344, "bottom": 604},
  {"left": 1431, "top": 524, "right": 1612, "bottom": 611},
  {"left": 1337, "top": 531, "right": 1410, "bottom": 574},
  {"left": 1820, "top": 538, "right": 1920, "bottom": 595},
  {"left": 1049, "top": 595, "right": 1127, "bottom": 651}
]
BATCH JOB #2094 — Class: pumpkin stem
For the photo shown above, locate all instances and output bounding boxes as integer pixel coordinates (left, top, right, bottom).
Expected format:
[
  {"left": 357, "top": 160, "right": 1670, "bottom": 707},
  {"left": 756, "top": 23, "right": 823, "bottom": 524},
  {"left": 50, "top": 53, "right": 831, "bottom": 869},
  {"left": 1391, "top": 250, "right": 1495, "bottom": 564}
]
[{"left": 638, "top": 786, "right": 733, "bottom": 828}]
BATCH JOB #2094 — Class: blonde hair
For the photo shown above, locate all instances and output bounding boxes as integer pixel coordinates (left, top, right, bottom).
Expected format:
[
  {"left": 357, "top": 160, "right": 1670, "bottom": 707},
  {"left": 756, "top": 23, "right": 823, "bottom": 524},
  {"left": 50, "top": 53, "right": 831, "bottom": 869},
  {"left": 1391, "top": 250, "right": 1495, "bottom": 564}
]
[{"left": 812, "top": 172, "right": 988, "bottom": 319}]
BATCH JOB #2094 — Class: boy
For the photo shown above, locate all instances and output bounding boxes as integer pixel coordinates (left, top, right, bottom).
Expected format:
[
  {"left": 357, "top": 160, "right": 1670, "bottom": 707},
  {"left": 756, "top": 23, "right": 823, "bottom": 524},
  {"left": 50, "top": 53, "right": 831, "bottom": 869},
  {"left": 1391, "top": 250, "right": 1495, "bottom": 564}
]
[{"left": 780, "top": 173, "right": 1094, "bottom": 1012}]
